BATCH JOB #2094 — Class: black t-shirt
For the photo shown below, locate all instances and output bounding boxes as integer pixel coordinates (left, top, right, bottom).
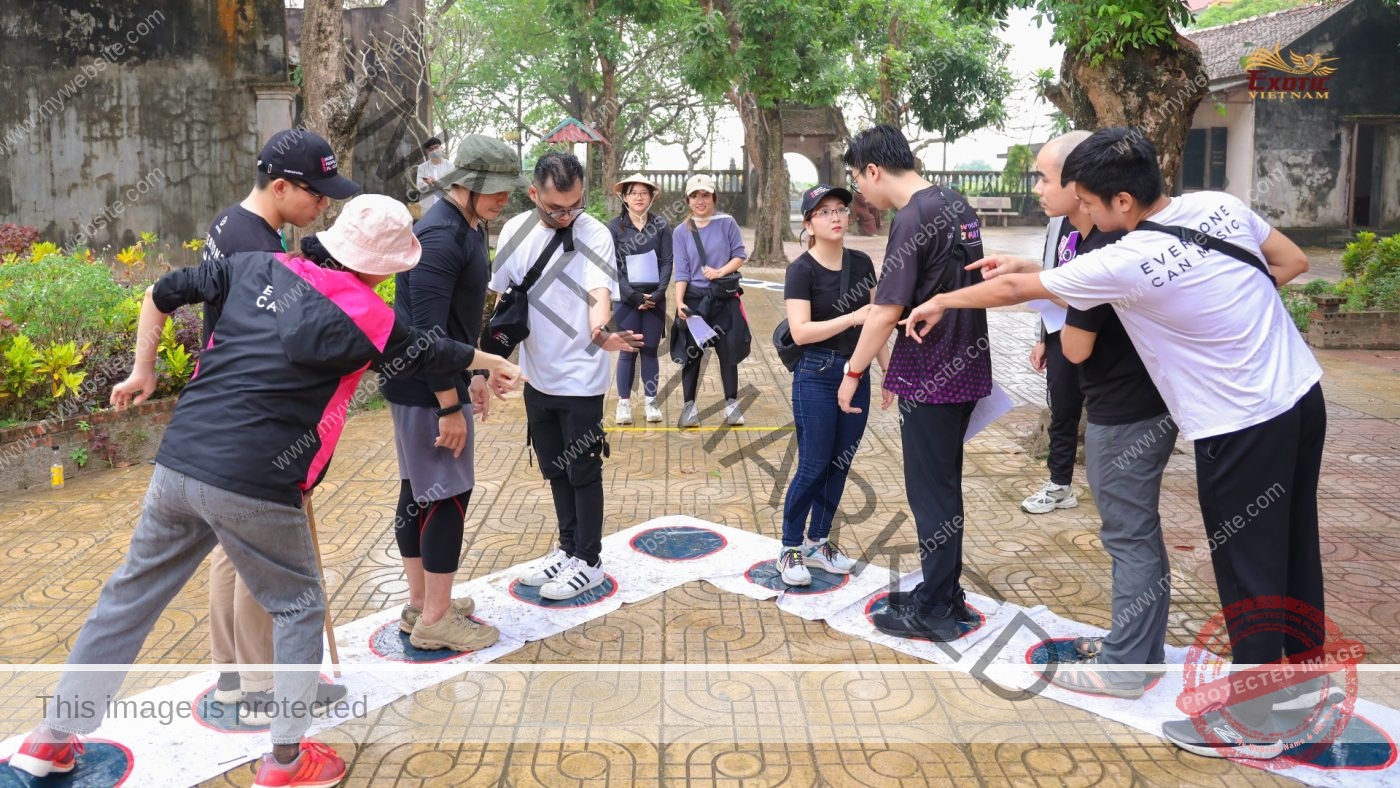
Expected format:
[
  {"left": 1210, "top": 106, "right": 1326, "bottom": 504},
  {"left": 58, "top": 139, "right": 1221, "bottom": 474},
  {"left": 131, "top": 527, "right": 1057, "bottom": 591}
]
[
  {"left": 200, "top": 204, "right": 284, "bottom": 344},
  {"left": 783, "top": 249, "right": 876, "bottom": 355},
  {"left": 1064, "top": 228, "right": 1168, "bottom": 425}
]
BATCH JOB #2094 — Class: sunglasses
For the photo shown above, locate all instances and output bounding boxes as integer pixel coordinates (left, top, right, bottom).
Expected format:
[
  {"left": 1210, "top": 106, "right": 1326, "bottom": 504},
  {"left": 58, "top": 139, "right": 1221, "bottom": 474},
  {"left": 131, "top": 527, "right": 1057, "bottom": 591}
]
[{"left": 291, "top": 180, "right": 327, "bottom": 201}]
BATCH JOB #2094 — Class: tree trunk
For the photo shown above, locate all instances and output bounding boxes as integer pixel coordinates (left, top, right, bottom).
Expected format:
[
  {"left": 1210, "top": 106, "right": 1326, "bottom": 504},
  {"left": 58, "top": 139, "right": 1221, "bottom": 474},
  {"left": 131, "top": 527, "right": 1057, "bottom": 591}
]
[
  {"left": 597, "top": 52, "right": 622, "bottom": 214},
  {"left": 748, "top": 103, "right": 790, "bottom": 266},
  {"left": 1045, "top": 35, "right": 1206, "bottom": 195},
  {"left": 300, "top": 0, "right": 374, "bottom": 229}
]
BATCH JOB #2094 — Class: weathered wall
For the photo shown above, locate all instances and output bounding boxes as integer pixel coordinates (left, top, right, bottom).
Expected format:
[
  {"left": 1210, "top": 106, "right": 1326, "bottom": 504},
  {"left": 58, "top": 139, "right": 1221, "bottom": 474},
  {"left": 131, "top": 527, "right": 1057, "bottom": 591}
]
[
  {"left": 286, "top": 0, "right": 429, "bottom": 202},
  {"left": 1190, "top": 89, "right": 1255, "bottom": 201},
  {"left": 1253, "top": 0, "right": 1400, "bottom": 231},
  {"left": 0, "top": 1, "right": 290, "bottom": 249}
]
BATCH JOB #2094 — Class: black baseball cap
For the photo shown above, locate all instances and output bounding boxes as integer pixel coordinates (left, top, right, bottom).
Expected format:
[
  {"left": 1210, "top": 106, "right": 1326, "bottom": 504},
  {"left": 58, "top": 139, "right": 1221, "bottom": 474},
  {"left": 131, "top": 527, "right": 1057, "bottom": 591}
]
[
  {"left": 256, "top": 129, "right": 362, "bottom": 199},
  {"left": 800, "top": 184, "right": 853, "bottom": 219}
]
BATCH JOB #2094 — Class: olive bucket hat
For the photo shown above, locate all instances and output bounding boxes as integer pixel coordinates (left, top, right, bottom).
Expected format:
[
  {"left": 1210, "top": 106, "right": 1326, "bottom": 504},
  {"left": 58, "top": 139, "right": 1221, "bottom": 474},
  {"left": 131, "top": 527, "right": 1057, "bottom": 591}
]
[{"left": 439, "top": 135, "right": 529, "bottom": 194}]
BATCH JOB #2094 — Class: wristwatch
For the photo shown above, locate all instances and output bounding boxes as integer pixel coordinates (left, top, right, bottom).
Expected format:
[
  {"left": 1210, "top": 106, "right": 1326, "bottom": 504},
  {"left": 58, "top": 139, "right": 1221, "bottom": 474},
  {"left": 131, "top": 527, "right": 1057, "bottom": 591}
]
[
  {"left": 435, "top": 403, "right": 464, "bottom": 417},
  {"left": 842, "top": 361, "right": 865, "bottom": 379}
]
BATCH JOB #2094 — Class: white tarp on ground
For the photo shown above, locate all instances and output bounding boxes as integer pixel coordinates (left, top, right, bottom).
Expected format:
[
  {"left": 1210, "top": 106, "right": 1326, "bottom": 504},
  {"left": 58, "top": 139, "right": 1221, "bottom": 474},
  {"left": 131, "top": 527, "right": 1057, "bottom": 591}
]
[{"left": 3, "top": 516, "right": 1396, "bottom": 787}]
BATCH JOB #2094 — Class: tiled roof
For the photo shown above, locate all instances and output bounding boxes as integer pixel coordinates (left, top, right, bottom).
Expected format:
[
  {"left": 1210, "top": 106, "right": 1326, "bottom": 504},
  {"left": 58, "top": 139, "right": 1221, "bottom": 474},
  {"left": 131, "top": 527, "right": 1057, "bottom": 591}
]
[
  {"left": 543, "top": 117, "right": 607, "bottom": 144},
  {"left": 1187, "top": 0, "right": 1352, "bottom": 81}
]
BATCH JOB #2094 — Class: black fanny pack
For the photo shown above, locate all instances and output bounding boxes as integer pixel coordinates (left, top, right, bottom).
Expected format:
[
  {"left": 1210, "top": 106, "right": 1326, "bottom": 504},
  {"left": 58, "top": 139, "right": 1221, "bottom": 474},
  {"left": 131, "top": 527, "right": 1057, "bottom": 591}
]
[{"left": 480, "top": 224, "right": 572, "bottom": 358}]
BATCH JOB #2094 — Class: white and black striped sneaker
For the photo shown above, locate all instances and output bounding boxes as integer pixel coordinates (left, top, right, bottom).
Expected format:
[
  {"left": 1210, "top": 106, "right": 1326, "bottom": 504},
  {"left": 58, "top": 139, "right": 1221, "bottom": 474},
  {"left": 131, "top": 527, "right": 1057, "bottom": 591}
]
[
  {"left": 518, "top": 548, "right": 569, "bottom": 587},
  {"left": 540, "top": 557, "right": 605, "bottom": 600}
]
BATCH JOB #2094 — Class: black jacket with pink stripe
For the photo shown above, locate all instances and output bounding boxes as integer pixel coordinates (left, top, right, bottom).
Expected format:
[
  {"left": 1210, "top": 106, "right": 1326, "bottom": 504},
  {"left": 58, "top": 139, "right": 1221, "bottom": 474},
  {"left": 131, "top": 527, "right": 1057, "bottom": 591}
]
[{"left": 152, "top": 252, "right": 477, "bottom": 507}]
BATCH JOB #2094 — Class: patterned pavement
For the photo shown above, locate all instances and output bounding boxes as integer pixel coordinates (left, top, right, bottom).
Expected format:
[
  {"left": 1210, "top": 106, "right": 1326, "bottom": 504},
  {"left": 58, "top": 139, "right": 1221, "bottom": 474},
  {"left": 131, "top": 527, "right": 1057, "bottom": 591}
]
[{"left": 0, "top": 227, "right": 1397, "bottom": 786}]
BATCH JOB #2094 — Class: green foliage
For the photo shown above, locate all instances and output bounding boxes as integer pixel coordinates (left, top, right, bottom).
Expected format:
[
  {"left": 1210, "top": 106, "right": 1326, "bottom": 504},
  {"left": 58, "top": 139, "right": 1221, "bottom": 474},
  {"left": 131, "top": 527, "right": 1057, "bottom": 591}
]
[
  {"left": 954, "top": 0, "right": 1192, "bottom": 65},
  {"left": 374, "top": 276, "right": 396, "bottom": 306},
  {"left": 156, "top": 318, "right": 195, "bottom": 395},
  {"left": 585, "top": 189, "right": 611, "bottom": 224},
  {"left": 1191, "top": 0, "right": 1310, "bottom": 29},
  {"left": 70, "top": 446, "right": 89, "bottom": 469},
  {"left": 1001, "top": 144, "right": 1036, "bottom": 193},
  {"left": 1281, "top": 288, "right": 1315, "bottom": 332},
  {"left": 1332, "top": 231, "right": 1400, "bottom": 311},
  {"left": 36, "top": 341, "right": 87, "bottom": 398},
  {"left": 0, "top": 251, "right": 136, "bottom": 357},
  {"left": 849, "top": 0, "right": 1013, "bottom": 143},
  {"left": 1, "top": 335, "right": 42, "bottom": 404},
  {"left": 955, "top": 160, "right": 994, "bottom": 171}
]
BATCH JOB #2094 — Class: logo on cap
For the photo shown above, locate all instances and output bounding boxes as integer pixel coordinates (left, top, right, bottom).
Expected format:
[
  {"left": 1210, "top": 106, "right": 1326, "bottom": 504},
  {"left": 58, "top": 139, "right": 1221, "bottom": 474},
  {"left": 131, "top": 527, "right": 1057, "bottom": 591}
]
[
  {"left": 808, "top": 186, "right": 829, "bottom": 200},
  {"left": 321, "top": 155, "right": 337, "bottom": 173}
]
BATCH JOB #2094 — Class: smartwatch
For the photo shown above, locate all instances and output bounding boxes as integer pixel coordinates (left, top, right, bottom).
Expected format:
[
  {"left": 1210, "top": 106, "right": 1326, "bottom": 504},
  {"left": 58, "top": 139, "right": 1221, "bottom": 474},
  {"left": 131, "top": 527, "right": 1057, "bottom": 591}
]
[
  {"left": 435, "top": 403, "right": 464, "bottom": 417},
  {"left": 842, "top": 361, "right": 865, "bottom": 379}
]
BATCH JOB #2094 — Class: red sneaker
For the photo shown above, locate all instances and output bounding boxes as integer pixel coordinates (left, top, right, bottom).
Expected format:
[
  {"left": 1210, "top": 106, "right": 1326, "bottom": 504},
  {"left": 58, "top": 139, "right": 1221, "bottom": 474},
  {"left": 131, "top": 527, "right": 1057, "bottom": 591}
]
[
  {"left": 252, "top": 739, "right": 346, "bottom": 788},
  {"left": 9, "top": 729, "right": 84, "bottom": 777}
]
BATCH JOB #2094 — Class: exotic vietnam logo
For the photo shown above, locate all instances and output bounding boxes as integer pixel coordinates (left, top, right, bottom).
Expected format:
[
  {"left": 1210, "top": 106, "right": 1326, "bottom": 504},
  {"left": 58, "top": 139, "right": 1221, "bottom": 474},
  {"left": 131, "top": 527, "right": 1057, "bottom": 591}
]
[{"left": 1246, "top": 44, "right": 1338, "bottom": 100}]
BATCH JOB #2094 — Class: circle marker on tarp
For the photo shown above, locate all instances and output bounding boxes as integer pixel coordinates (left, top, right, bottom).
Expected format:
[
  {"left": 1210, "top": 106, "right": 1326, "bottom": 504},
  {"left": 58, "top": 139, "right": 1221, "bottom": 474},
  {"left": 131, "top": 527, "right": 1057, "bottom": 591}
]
[{"left": 629, "top": 526, "right": 727, "bottom": 561}]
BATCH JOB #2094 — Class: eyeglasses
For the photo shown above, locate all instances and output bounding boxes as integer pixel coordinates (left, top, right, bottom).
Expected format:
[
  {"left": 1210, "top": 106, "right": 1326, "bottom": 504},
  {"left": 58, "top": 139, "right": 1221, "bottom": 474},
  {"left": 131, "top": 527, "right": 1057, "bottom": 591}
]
[
  {"left": 291, "top": 180, "right": 327, "bottom": 202},
  {"left": 542, "top": 206, "right": 586, "bottom": 221},
  {"left": 812, "top": 207, "right": 851, "bottom": 220}
]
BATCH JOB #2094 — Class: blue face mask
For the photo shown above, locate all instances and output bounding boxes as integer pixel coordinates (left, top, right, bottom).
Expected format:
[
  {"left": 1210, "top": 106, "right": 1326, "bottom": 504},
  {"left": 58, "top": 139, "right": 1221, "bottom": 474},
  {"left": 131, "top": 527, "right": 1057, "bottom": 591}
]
[{"left": 429, "top": 149, "right": 445, "bottom": 162}]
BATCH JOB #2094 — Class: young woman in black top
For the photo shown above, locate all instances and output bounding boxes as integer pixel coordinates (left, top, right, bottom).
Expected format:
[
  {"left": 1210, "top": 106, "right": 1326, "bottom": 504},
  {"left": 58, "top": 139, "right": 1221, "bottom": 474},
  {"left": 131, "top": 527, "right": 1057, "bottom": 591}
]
[
  {"left": 607, "top": 174, "right": 672, "bottom": 424},
  {"left": 776, "top": 186, "right": 891, "bottom": 586}
]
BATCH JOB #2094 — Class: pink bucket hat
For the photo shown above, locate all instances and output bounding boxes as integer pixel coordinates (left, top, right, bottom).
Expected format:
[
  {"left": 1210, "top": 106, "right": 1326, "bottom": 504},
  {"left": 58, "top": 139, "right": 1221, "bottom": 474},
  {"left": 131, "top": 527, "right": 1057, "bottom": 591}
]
[{"left": 317, "top": 194, "right": 422, "bottom": 275}]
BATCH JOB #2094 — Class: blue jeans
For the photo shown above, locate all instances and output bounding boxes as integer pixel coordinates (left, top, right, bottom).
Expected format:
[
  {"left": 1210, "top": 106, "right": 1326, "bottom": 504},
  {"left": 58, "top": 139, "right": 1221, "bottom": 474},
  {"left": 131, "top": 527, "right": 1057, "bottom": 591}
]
[{"left": 781, "top": 348, "right": 870, "bottom": 547}]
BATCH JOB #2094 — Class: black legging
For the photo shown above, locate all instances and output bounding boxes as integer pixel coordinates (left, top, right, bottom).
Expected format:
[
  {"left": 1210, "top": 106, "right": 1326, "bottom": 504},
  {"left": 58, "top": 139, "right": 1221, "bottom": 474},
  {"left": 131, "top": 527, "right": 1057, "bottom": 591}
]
[
  {"left": 681, "top": 343, "right": 740, "bottom": 403},
  {"left": 393, "top": 480, "right": 473, "bottom": 574}
]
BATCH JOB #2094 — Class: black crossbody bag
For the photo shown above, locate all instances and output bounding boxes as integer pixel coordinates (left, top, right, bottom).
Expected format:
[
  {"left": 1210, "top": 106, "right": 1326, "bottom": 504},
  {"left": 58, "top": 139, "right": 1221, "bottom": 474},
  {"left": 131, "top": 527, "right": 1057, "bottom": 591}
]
[
  {"left": 773, "top": 250, "right": 851, "bottom": 372},
  {"left": 480, "top": 226, "right": 573, "bottom": 358},
  {"left": 1136, "top": 221, "right": 1276, "bottom": 287},
  {"left": 688, "top": 219, "right": 742, "bottom": 298}
]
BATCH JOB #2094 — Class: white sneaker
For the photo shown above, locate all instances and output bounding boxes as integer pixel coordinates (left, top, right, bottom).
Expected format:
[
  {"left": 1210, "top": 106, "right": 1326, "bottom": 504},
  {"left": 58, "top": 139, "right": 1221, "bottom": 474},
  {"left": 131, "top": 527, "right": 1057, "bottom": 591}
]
[
  {"left": 518, "top": 547, "right": 569, "bottom": 586},
  {"left": 804, "top": 538, "right": 856, "bottom": 574},
  {"left": 1021, "top": 480, "right": 1078, "bottom": 514},
  {"left": 540, "top": 557, "right": 606, "bottom": 600},
  {"left": 777, "top": 547, "right": 811, "bottom": 586},
  {"left": 680, "top": 401, "right": 700, "bottom": 428},
  {"left": 615, "top": 399, "right": 633, "bottom": 425},
  {"left": 724, "top": 399, "right": 745, "bottom": 425},
  {"left": 644, "top": 398, "right": 663, "bottom": 423}
]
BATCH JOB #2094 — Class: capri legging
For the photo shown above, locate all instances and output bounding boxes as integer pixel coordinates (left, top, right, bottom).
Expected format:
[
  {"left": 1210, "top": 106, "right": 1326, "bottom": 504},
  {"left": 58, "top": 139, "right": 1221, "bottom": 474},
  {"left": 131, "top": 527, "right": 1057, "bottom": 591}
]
[{"left": 393, "top": 480, "right": 473, "bottom": 574}]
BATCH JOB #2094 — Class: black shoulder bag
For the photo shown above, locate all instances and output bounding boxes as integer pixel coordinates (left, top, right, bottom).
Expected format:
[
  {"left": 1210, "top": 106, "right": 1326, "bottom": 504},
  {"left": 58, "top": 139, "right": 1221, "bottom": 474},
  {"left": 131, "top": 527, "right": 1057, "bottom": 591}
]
[
  {"left": 1136, "top": 221, "right": 1276, "bottom": 287},
  {"left": 689, "top": 218, "right": 743, "bottom": 299},
  {"left": 773, "top": 250, "right": 851, "bottom": 372},
  {"left": 480, "top": 226, "right": 573, "bottom": 358}
]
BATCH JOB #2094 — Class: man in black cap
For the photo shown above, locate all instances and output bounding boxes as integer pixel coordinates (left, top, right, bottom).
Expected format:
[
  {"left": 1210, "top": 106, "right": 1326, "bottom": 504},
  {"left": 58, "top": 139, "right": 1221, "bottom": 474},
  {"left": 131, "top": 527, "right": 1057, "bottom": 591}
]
[{"left": 198, "top": 127, "right": 361, "bottom": 724}]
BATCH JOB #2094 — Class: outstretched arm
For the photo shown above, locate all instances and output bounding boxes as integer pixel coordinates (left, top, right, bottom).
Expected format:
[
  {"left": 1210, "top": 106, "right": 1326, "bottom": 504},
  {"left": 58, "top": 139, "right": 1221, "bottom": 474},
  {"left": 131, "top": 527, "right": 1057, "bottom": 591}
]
[{"left": 901, "top": 273, "right": 1053, "bottom": 341}]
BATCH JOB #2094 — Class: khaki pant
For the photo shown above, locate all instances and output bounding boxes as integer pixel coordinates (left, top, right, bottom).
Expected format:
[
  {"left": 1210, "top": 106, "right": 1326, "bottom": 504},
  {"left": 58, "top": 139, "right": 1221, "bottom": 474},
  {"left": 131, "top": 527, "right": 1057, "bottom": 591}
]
[{"left": 208, "top": 545, "right": 274, "bottom": 692}]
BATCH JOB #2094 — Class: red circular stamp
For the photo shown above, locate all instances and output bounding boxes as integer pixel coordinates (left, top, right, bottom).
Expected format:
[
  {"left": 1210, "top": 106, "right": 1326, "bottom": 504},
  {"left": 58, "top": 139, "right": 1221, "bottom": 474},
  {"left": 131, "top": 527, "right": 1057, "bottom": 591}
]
[{"left": 1179, "top": 595, "right": 1362, "bottom": 768}]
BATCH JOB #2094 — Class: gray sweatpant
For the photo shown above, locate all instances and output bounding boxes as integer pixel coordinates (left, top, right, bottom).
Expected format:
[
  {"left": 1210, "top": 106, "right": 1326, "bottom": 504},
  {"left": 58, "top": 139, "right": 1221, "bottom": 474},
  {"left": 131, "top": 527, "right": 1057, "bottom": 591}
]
[
  {"left": 46, "top": 464, "right": 324, "bottom": 745},
  {"left": 1085, "top": 412, "right": 1178, "bottom": 686}
]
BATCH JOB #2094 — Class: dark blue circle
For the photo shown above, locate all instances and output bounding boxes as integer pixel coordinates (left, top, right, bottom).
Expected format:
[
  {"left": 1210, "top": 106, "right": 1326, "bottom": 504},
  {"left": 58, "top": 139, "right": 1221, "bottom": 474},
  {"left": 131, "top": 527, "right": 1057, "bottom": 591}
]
[
  {"left": 509, "top": 576, "right": 619, "bottom": 608},
  {"left": 190, "top": 684, "right": 270, "bottom": 732},
  {"left": 368, "top": 620, "right": 488, "bottom": 663},
  {"left": 0, "top": 740, "right": 131, "bottom": 787},
  {"left": 866, "top": 593, "right": 985, "bottom": 638},
  {"left": 1026, "top": 638, "right": 1090, "bottom": 667},
  {"left": 629, "top": 526, "right": 728, "bottom": 561},
  {"left": 1285, "top": 714, "right": 1396, "bottom": 770},
  {"left": 745, "top": 560, "right": 850, "bottom": 595}
]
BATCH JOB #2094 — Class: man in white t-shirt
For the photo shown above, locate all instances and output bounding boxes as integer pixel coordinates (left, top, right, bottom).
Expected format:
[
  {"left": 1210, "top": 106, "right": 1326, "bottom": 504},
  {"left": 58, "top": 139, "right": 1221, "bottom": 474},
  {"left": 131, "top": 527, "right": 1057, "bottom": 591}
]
[
  {"left": 490, "top": 152, "right": 641, "bottom": 601},
  {"left": 901, "top": 128, "right": 1327, "bottom": 761},
  {"left": 416, "top": 137, "right": 454, "bottom": 212}
]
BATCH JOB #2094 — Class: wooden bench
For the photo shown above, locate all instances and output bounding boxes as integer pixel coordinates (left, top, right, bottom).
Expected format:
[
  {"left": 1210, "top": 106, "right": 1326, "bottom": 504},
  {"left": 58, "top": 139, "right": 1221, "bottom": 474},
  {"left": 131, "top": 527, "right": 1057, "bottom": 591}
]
[{"left": 969, "top": 196, "right": 1016, "bottom": 226}]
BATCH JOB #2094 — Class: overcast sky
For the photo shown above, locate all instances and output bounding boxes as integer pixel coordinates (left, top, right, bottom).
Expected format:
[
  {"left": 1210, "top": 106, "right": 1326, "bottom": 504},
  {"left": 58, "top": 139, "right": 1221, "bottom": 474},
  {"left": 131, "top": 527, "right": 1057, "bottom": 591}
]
[{"left": 643, "top": 8, "right": 1066, "bottom": 181}]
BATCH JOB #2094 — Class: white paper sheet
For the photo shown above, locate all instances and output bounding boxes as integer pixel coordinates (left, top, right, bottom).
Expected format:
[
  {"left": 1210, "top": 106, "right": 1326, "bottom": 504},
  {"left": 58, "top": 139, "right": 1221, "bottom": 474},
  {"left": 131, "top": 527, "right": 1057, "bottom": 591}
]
[
  {"left": 964, "top": 383, "right": 1015, "bottom": 443},
  {"left": 625, "top": 250, "right": 660, "bottom": 284},
  {"left": 685, "top": 315, "right": 718, "bottom": 345},
  {"left": 1026, "top": 298, "right": 1067, "bottom": 333}
]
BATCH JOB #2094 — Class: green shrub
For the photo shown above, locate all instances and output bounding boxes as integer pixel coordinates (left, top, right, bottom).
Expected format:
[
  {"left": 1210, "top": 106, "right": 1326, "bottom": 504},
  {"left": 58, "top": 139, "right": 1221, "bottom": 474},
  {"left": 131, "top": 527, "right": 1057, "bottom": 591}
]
[{"left": 1281, "top": 289, "right": 1314, "bottom": 332}]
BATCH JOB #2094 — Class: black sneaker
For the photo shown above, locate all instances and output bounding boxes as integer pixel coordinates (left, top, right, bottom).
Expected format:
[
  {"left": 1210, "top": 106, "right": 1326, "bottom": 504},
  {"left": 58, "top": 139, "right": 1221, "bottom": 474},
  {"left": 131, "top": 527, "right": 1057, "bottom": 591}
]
[
  {"left": 311, "top": 681, "right": 349, "bottom": 715},
  {"left": 885, "top": 588, "right": 978, "bottom": 625},
  {"left": 1162, "top": 712, "right": 1284, "bottom": 759},
  {"left": 235, "top": 690, "right": 275, "bottom": 727},
  {"left": 213, "top": 671, "right": 243, "bottom": 704},
  {"left": 871, "top": 606, "right": 963, "bottom": 641}
]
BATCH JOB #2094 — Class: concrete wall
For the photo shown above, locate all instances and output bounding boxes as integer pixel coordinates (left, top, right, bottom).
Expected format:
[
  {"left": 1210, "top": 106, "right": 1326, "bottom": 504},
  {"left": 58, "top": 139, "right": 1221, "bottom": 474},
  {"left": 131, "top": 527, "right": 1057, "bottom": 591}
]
[
  {"left": 1253, "top": 0, "right": 1400, "bottom": 231},
  {"left": 0, "top": 1, "right": 291, "bottom": 249},
  {"left": 1188, "top": 89, "right": 1255, "bottom": 201}
]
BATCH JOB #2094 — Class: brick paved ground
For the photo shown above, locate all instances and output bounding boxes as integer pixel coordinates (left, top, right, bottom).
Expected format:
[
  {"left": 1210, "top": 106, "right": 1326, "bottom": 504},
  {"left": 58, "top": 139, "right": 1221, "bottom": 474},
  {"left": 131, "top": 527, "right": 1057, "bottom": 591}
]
[{"left": 0, "top": 227, "right": 1393, "bottom": 786}]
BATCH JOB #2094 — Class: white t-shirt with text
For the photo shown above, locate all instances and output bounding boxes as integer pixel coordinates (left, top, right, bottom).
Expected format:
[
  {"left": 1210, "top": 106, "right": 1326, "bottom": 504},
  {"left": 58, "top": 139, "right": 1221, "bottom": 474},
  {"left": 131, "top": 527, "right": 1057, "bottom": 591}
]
[
  {"left": 490, "top": 211, "right": 620, "bottom": 397},
  {"left": 1039, "top": 191, "right": 1321, "bottom": 440}
]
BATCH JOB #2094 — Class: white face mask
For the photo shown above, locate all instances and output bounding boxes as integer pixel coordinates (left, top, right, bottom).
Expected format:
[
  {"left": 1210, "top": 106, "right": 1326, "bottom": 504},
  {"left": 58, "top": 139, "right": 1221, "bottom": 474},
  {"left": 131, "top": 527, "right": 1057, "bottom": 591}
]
[{"left": 429, "top": 149, "right": 444, "bottom": 162}]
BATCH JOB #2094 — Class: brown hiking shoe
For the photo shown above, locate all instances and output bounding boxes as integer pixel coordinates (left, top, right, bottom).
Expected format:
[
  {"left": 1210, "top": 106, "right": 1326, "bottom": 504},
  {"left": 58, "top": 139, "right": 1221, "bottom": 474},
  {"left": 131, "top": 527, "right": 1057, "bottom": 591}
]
[
  {"left": 399, "top": 597, "right": 476, "bottom": 634},
  {"left": 409, "top": 610, "right": 499, "bottom": 652}
]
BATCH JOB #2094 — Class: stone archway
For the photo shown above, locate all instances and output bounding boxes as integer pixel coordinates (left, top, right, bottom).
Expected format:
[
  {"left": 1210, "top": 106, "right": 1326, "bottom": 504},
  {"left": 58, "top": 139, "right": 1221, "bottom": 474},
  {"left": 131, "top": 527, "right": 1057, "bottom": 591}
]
[{"left": 780, "top": 105, "right": 850, "bottom": 188}]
